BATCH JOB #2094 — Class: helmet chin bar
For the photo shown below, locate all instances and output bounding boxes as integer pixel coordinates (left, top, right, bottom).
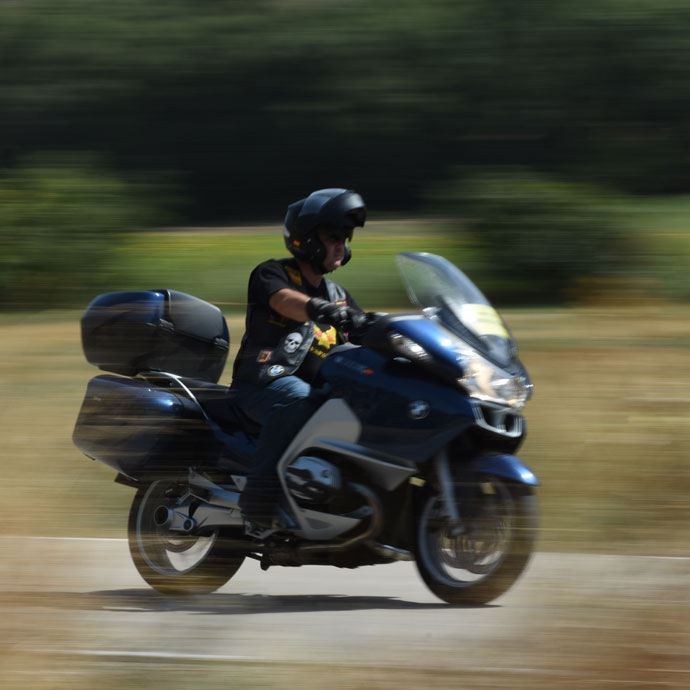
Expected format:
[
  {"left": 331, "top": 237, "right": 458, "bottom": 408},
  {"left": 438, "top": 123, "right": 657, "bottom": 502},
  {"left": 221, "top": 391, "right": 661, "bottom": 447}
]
[
  {"left": 310, "top": 241, "right": 351, "bottom": 275},
  {"left": 311, "top": 260, "right": 328, "bottom": 275}
]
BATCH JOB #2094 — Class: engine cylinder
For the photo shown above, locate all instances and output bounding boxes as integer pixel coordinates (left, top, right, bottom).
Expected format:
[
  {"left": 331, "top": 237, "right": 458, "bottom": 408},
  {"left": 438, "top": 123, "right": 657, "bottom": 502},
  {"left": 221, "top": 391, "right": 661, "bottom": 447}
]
[{"left": 285, "top": 456, "right": 341, "bottom": 503}]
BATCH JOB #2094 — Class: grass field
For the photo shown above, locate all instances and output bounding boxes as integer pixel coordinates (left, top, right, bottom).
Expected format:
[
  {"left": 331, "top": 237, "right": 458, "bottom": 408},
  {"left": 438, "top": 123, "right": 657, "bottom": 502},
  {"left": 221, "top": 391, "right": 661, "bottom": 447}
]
[
  {"left": 109, "top": 220, "right": 466, "bottom": 313},
  {"left": 92, "top": 195, "right": 690, "bottom": 314},
  {"left": 1, "top": 302, "right": 688, "bottom": 555},
  {"left": 3, "top": 198, "right": 690, "bottom": 552}
]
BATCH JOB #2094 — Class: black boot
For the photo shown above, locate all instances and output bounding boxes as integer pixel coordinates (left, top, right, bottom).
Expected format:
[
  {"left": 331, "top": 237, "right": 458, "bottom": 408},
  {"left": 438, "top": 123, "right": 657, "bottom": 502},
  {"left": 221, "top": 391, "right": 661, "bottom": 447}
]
[{"left": 239, "top": 476, "right": 280, "bottom": 534}]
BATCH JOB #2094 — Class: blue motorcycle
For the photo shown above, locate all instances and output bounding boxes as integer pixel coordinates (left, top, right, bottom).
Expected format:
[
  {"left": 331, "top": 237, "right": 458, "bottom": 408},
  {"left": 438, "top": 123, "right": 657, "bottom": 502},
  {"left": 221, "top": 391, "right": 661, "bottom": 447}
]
[{"left": 74, "top": 252, "right": 538, "bottom": 605}]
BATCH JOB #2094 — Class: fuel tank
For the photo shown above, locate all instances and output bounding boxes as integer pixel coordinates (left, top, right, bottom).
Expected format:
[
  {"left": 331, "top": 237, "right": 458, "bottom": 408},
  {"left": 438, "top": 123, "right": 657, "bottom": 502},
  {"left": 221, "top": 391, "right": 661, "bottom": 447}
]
[{"left": 320, "top": 346, "right": 476, "bottom": 463}]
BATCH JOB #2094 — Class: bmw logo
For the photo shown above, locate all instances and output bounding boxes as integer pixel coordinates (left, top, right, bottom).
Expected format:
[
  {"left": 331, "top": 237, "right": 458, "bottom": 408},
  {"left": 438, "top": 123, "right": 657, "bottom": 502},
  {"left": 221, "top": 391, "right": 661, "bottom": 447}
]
[{"left": 408, "top": 400, "right": 430, "bottom": 420}]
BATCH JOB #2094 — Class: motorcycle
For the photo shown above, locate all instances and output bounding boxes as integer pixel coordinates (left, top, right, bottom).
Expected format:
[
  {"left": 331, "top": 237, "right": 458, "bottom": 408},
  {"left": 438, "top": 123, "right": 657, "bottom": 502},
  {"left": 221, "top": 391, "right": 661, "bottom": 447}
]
[{"left": 73, "top": 251, "right": 538, "bottom": 605}]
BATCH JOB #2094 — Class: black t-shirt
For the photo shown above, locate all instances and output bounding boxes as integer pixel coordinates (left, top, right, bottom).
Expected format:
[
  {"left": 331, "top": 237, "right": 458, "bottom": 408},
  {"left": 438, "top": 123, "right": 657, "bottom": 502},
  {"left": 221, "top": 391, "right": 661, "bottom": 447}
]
[{"left": 237, "top": 259, "right": 360, "bottom": 383}]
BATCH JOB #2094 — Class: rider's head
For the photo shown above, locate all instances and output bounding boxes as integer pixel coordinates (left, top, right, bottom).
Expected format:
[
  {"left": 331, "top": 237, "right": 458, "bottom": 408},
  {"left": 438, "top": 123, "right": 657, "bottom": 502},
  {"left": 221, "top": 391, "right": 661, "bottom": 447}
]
[{"left": 283, "top": 188, "right": 366, "bottom": 274}]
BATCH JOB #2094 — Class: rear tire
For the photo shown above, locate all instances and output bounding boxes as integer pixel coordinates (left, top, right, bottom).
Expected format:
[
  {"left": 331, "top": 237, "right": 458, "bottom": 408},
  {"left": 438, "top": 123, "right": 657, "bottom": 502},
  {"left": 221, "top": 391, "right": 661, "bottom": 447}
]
[
  {"left": 414, "top": 476, "right": 538, "bottom": 605},
  {"left": 128, "top": 479, "right": 247, "bottom": 595}
]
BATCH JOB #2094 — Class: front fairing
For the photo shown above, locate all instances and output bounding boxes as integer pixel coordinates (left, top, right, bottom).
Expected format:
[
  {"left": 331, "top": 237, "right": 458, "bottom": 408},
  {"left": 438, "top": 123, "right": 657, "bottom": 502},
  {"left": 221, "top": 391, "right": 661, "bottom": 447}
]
[
  {"left": 394, "top": 252, "right": 532, "bottom": 409},
  {"left": 396, "top": 252, "right": 515, "bottom": 367}
]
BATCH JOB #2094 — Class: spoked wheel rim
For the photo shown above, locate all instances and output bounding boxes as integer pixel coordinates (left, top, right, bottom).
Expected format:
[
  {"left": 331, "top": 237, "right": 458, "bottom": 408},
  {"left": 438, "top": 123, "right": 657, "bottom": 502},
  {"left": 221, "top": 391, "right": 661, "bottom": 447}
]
[
  {"left": 418, "top": 478, "right": 515, "bottom": 587},
  {"left": 136, "top": 480, "right": 218, "bottom": 576}
]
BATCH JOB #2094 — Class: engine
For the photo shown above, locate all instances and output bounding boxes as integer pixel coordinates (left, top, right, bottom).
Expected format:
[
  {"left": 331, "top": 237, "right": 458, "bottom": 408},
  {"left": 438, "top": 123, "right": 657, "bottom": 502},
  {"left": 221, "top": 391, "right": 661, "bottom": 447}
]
[{"left": 285, "top": 456, "right": 341, "bottom": 504}]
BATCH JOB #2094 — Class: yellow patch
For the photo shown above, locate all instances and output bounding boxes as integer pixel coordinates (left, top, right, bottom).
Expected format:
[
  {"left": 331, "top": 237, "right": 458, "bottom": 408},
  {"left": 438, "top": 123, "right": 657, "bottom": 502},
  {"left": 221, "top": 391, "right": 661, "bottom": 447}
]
[
  {"left": 314, "top": 326, "right": 337, "bottom": 350},
  {"left": 285, "top": 265, "right": 302, "bottom": 286}
]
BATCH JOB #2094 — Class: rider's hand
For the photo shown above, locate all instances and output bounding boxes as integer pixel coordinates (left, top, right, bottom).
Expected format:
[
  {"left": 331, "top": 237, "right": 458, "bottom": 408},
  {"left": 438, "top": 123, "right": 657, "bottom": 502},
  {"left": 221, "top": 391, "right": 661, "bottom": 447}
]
[
  {"left": 346, "top": 311, "right": 373, "bottom": 345},
  {"left": 306, "top": 298, "right": 361, "bottom": 331}
]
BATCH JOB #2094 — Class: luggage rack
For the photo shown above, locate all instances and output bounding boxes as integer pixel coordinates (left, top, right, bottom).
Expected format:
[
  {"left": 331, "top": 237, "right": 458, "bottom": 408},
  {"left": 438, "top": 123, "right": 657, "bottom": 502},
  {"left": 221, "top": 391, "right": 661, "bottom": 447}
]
[{"left": 137, "top": 370, "right": 261, "bottom": 437}]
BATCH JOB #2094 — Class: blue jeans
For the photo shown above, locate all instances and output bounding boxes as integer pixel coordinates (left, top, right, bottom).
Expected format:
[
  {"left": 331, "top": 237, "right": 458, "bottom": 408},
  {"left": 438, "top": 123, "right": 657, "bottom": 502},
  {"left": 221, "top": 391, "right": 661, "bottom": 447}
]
[{"left": 232, "top": 377, "right": 327, "bottom": 514}]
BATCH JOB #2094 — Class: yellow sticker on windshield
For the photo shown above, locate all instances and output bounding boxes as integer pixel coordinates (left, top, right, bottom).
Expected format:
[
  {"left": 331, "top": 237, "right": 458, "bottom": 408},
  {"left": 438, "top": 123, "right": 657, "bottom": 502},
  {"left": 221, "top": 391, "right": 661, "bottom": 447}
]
[{"left": 461, "top": 304, "right": 510, "bottom": 338}]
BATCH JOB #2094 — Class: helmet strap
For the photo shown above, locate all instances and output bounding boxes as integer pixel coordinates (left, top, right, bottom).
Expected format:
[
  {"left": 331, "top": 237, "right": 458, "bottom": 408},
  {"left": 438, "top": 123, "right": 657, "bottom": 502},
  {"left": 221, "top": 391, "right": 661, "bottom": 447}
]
[{"left": 311, "top": 260, "right": 328, "bottom": 275}]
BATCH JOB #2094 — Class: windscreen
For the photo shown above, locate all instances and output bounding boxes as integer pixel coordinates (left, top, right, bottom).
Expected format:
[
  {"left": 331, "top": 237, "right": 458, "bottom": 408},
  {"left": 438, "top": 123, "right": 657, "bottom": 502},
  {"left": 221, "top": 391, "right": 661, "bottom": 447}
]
[{"left": 396, "top": 252, "right": 516, "bottom": 366}]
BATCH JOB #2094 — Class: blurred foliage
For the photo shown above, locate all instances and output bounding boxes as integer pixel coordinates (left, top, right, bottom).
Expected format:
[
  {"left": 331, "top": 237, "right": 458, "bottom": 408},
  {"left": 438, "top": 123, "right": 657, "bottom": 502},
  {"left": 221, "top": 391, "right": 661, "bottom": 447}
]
[
  {"left": 1, "top": 0, "right": 690, "bottom": 222},
  {"left": 435, "top": 169, "right": 633, "bottom": 303},
  {"left": 1, "top": 0, "right": 689, "bottom": 307},
  {"left": 624, "top": 196, "right": 690, "bottom": 300},
  {"left": 108, "top": 222, "right": 462, "bottom": 313},
  {"left": 0, "top": 154, "right": 164, "bottom": 309}
]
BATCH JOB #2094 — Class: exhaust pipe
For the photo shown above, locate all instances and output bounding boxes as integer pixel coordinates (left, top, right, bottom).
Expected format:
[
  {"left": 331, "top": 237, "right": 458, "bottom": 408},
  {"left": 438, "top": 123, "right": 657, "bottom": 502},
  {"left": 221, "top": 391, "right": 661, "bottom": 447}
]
[
  {"left": 153, "top": 505, "right": 196, "bottom": 533},
  {"left": 296, "top": 482, "right": 384, "bottom": 554},
  {"left": 263, "top": 482, "right": 384, "bottom": 569}
]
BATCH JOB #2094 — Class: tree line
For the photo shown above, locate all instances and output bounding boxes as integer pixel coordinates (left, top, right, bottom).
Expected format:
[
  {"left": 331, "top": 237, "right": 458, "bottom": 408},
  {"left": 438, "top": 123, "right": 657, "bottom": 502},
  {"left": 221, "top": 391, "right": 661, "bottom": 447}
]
[
  {"left": 2, "top": 0, "right": 689, "bottom": 218},
  {"left": 1, "top": 0, "right": 688, "bottom": 307}
]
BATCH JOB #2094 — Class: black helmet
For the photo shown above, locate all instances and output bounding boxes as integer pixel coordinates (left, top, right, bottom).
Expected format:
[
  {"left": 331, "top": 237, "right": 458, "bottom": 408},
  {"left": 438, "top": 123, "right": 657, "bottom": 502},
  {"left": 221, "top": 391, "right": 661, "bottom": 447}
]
[{"left": 284, "top": 188, "right": 366, "bottom": 273}]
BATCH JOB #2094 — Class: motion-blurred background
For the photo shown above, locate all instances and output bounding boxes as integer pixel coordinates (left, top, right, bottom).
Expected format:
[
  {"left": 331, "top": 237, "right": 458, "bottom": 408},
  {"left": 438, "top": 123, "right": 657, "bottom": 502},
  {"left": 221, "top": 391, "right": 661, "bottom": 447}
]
[{"left": 1, "top": 0, "right": 688, "bottom": 553}]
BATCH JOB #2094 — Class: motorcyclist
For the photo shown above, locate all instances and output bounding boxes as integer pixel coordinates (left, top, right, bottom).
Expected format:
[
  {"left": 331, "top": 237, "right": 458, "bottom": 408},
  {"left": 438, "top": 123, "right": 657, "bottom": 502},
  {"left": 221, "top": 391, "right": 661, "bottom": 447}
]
[{"left": 231, "top": 188, "right": 367, "bottom": 534}]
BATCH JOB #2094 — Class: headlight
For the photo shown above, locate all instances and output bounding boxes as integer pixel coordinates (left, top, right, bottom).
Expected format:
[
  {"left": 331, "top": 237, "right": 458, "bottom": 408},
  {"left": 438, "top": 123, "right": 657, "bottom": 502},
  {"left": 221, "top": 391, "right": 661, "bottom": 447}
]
[
  {"left": 388, "top": 331, "right": 431, "bottom": 362},
  {"left": 456, "top": 345, "right": 531, "bottom": 409},
  {"left": 388, "top": 328, "right": 531, "bottom": 409}
]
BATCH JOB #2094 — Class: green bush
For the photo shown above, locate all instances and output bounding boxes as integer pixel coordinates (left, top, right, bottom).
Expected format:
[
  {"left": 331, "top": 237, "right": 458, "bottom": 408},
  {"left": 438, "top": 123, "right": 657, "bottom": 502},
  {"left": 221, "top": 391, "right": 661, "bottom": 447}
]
[
  {"left": 0, "top": 155, "right": 165, "bottom": 310},
  {"left": 436, "top": 170, "right": 631, "bottom": 304}
]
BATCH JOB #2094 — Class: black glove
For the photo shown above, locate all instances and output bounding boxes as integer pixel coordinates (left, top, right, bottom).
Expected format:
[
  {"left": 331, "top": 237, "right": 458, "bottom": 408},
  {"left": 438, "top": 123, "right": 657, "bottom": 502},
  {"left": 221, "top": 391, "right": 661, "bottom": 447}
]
[
  {"left": 347, "top": 311, "right": 386, "bottom": 345},
  {"left": 306, "top": 297, "right": 361, "bottom": 331}
]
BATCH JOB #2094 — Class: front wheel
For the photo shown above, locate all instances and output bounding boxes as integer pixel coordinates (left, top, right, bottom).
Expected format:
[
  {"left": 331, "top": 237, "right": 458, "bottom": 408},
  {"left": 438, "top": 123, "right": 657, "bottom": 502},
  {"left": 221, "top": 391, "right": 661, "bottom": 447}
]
[
  {"left": 128, "top": 479, "right": 247, "bottom": 595},
  {"left": 414, "top": 476, "right": 538, "bottom": 605}
]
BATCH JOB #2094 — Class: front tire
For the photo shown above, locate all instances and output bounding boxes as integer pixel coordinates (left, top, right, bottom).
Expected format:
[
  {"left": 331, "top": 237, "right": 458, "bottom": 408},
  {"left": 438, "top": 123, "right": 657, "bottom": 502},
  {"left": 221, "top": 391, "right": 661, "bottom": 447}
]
[
  {"left": 128, "top": 479, "right": 247, "bottom": 595},
  {"left": 414, "top": 476, "right": 538, "bottom": 605}
]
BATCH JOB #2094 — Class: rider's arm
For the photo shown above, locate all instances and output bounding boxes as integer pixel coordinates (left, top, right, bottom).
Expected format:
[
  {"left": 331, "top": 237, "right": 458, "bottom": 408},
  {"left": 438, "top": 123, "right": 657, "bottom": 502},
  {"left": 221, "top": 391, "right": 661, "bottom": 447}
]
[
  {"left": 268, "top": 288, "right": 311, "bottom": 322},
  {"left": 270, "top": 289, "right": 361, "bottom": 332}
]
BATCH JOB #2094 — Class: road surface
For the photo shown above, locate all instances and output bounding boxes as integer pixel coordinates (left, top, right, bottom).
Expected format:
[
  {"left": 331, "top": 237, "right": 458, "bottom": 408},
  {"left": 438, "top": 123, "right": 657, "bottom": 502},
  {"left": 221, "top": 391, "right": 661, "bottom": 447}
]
[{"left": 1, "top": 536, "right": 688, "bottom": 689}]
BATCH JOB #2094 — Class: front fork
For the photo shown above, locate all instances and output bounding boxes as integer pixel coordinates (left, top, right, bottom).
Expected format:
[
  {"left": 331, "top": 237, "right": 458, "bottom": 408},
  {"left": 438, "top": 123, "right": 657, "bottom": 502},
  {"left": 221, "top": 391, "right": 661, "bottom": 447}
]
[
  {"left": 434, "top": 448, "right": 461, "bottom": 522},
  {"left": 432, "top": 448, "right": 540, "bottom": 529},
  {"left": 433, "top": 449, "right": 468, "bottom": 536}
]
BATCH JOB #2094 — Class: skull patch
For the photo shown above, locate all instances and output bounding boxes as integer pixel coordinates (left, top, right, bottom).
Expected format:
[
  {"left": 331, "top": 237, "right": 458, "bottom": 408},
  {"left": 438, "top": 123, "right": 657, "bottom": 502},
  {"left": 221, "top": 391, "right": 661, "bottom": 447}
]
[{"left": 283, "top": 332, "right": 304, "bottom": 353}]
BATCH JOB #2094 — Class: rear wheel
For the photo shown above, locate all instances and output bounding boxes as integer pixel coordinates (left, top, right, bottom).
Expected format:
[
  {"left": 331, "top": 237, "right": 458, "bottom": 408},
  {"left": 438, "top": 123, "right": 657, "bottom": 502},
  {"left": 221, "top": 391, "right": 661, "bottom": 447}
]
[
  {"left": 128, "top": 479, "right": 247, "bottom": 595},
  {"left": 414, "top": 476, "right": 538, "bottom": 605}
]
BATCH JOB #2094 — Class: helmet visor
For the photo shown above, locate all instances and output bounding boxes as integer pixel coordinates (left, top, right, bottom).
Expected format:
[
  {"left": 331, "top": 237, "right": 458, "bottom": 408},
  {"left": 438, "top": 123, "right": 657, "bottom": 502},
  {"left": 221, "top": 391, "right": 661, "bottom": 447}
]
[{"left": 317, "top": 227, "right": 353, "bottom": 243}]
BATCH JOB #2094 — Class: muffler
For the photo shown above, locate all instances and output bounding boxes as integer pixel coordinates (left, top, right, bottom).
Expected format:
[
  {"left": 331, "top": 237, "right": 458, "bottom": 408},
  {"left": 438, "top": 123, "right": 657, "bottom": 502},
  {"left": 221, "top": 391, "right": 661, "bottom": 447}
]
[{"left": 153, "top": 505, "right": 196, "bottom": 533}]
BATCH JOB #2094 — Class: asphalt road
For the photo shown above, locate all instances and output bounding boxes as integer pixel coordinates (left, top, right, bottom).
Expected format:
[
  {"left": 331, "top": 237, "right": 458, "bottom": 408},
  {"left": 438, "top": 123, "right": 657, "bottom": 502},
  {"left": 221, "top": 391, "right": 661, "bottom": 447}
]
[{"left": 1, "top": 537, "right": 688, "bottom": 689}]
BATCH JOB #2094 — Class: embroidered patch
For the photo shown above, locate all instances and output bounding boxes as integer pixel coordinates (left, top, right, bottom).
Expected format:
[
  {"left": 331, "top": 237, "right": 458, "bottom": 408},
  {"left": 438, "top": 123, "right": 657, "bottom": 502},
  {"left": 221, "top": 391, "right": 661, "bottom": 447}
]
[
  {"left": 268, "top": 364, "right": 285, "bottom": 377},
  {"left": 256, "top": 349, "right": 273, "bottom": 363},
  {"left": 285, "top": 265, "right": 303, "bottom": 286},
  {"left": 283, "top": 332, "right": 304, "bottom": 353},
  {"left": 313, "top": 326, "right": 337, "bottom": 350}
]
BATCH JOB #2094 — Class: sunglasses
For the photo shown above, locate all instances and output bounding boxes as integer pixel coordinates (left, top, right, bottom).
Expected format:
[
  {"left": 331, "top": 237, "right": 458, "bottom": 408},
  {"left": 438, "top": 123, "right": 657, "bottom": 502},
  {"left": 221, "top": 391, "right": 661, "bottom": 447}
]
[{"left": 322, "top": 228, "right": 353, "bottom": 243}]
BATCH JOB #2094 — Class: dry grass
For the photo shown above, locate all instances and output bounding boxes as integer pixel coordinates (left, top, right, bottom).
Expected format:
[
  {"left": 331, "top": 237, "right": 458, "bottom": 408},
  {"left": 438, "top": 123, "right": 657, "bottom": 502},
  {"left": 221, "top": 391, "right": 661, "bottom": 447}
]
[
  {"left": 1, "top": 306, "right": 688, "bottom": 554},
  {"left": 510, "top": 304, "right": 690, "bottom": 555}
]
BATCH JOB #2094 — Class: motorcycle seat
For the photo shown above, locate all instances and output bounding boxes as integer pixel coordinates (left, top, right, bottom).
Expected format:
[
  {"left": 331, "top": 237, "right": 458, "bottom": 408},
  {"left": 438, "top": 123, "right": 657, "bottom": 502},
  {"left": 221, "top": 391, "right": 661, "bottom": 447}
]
[{"left": 173, "top": 377, "right": 262, "bottom": 436}]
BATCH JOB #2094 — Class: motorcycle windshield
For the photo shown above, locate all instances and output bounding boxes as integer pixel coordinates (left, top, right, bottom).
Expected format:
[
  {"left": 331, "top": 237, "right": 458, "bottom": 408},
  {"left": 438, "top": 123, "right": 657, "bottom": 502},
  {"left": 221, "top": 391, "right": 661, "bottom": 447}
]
[{"left": 396, "top": 252, "right": 516, "bottom": 367}]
